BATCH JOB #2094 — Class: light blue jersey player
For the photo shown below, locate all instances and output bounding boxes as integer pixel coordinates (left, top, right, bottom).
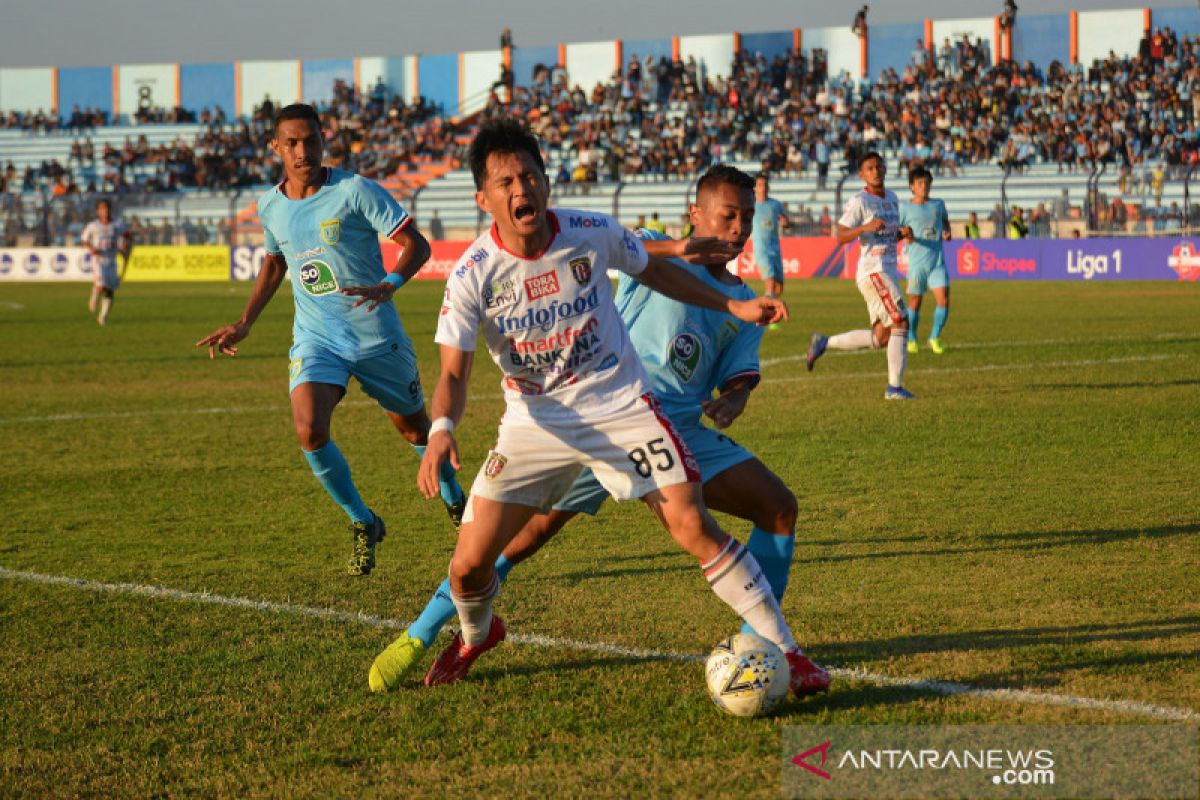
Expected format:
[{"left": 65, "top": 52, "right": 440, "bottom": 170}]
[
  {"left": 371, "top": 164, "right": 831, "bottom": 696},
  {"left": 197, "top": 103, "right": 464, "bottom": 578},
  {"left": 899, "top": 166, "right": 952, "bottom": 354},
  {"left": 751, "top": 173, "right": 790, "bottom": 300}
]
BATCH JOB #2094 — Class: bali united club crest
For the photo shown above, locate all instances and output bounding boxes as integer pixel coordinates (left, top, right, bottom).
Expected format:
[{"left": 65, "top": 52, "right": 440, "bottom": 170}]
[
  {"left": 483, "top": 451, "right": 508, "bottom": 479},
  {"left": 569, "top": 256, "right": 592, "bottom": 285},
  {"left": 1167, "top": 241, "right": 1200, "bottom": 281}
]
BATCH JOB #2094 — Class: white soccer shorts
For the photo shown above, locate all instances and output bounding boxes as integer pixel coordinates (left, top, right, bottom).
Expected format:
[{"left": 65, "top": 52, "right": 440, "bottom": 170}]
[
  {"left": 463, "top": 392, "right": 700, "bottom": 519},
  {"left": 856, "top": 269, "right": 907, "bottom": 327}
]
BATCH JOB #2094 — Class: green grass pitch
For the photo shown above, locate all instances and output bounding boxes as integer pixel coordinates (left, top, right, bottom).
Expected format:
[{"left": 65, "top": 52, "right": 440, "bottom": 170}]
[{"left": 0, "top": 278, "right": 1197, "bottom": 797}]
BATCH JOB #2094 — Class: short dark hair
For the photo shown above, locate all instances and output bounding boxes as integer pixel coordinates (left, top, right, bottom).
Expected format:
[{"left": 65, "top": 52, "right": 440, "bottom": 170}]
[
  {"left": 468, "top": 118, "right": 545, "bottom": 189},
  {"left": 696, "top": 164, "right": 755, "bottom": 200},
  {"left": 859, "top": 151, "right": 884, "bottom": 169},
  {"left": 273, "top": 103, "right": 321, "bottom": 134},
  {"left": 908, "top": 165, "right": 932, "bottom": 184}
]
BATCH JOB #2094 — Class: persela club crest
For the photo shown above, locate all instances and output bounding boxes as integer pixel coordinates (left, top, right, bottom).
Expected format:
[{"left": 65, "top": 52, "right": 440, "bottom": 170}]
[{"left": 320, "top": 219, "right": 341, "bottom": 246}]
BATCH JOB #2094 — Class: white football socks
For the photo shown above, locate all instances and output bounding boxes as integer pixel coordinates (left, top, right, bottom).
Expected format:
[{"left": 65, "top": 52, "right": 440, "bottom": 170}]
[
  {"left": 826, "top": 329, "right": 875, "bottom": 350},
  {"left": 450, "top": 571, "right": 499, "bottom": 647},
  {"left": 98, "top": 296, "right": 112, "bottom": 325},
  {"left": 887, "top": 329, "right": 908, "bottom": 387},
  {"left": 703, "top": 538, "right": 798, "bottom": 653}
]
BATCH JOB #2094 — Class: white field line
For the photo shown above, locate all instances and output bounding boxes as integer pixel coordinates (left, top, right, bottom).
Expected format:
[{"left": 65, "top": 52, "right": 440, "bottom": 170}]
[
  {"left": 768, "top": 353, "right": 1181, "bottom": 386},
  {"left": 760, "top": 331, "right": 1198, "bottom": 367},
  {"left": 2, "top": 351, "right": 1190, "bottom": 426},
  {"left": 2, "top": 566, "right": 1196, "bottom": 723}
]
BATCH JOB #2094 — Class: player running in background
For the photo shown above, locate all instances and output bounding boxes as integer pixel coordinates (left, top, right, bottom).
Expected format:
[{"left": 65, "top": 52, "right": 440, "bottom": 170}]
[
  {"left": 196, "top": 103, "right": 465, "bottom": 577},
  {"left": 369, "top": 164, "right": 827, "bottom": 694},
  {"left": 751, "top": 173, "right": 790, "bottom": 301},
  {"left": 899, "top": 166, "right": 951, "bottom": 354},
  {"left": 806, "top": 152, "right": 916, "bottom": 400},
  {"left": 383, "top": 119, "right": 828, "bottom": 696},
  {"left": 81, "top": 199, "right": 131, "bottom": 326}
]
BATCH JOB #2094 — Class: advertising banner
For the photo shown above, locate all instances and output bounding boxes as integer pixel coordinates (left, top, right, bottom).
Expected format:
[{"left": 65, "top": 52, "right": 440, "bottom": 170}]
[
  {"left": 228, "top": 237, "right": 1200, "bottom": 284},
  {"left": 230, "top": 240, "right": 471, "bottom": 281},
  {"left": 0, "top": 247, "right": 93, "bottom": 281},
  {"left": 123, "top": 246, "right": 229, "bottom": 282}
]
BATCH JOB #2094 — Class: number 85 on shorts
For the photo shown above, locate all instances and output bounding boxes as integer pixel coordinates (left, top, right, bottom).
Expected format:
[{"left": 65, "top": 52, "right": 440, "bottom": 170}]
[{"left": 468, "top": 393, "right": 701, "bottom": 512}]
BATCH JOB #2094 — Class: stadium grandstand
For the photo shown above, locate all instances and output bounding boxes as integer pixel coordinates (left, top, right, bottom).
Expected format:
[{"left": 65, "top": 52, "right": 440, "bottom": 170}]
[{"left": 2, "top": 5, "right": 1200, "bottom": 246}]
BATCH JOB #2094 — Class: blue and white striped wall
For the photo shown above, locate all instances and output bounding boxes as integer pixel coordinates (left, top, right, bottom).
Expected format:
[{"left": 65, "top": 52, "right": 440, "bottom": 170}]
[{"left": 0, "top": 6, "right": 1191, "bottom": 119}]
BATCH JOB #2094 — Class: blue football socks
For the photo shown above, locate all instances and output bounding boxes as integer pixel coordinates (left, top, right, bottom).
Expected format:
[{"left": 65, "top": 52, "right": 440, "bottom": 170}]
[
  {"left": 907, "top": 308, "right": 921, "bottom": 341},
  {"left": 740, "top": 527, "right": 796, "bottom": 635},
  {"left": 303, "top": 441, "right": 373, "bottom": 524},
  {"left": 931, "top": 305, "right": 949, "bottom": 339},
  {"left": 408, "top": 554, "right": 516, "bottom": 646},
  {"left": 413, "top": 444, "right": 465, "bottom": 505}
]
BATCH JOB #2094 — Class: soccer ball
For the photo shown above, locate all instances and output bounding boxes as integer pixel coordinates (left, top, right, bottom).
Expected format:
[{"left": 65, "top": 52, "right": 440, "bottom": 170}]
[{"left": 704, "top": 632, "right": 790, "bottom": 717}]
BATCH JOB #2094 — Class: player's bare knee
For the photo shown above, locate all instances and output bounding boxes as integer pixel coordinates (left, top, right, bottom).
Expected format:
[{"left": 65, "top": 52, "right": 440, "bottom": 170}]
[
  {"left": 295, "top": 422, "right": 329, "bottom": 451},
  {"left": 449, "top": 554, "right": 493, "bottom": 591},
  {"left": 388, "top": 410, "right": 429, "bottom": 445},
  {"left": 758, "top": 488, "right": 797, "bottom": 534}
]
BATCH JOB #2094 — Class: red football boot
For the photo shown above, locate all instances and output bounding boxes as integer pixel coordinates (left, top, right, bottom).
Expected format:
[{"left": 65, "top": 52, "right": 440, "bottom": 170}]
[
  {"left": 787, "top": 651, "right": 832, "bottom": 696},
  {"left": 424, "top": 615, "right": 507, "bottom": 687}
]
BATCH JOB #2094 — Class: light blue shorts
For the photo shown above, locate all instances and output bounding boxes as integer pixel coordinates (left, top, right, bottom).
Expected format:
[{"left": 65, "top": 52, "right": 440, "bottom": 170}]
[
  {"left": 288, "top": 339, "right": 424, "bottom": 416},
  {"left": 906, "top": 261, "right": 950, "bottom": 295},
  {"left": 552, "top": 418, "right": 755, "bottom": 515},
  {"left": 754, "top": 246, "right": 785, "bottom": 283}
]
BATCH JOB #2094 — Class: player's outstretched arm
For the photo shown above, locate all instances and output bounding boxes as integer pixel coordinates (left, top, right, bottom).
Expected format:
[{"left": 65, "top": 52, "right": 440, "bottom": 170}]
[
  {"left": 341, "top": 225, "right": 433, "bottom": 312},
  {"left": 637, "top": 257, "right": 788, "bottom": 325},
  {"left": 418, "top": 345, "right": 473, "bottom": 499},
  {"left": 194, "top": 252, "right": 287, "bottom": 358},
  {"left": 642, "top": 236, "right": 742, "bottom": 266}
]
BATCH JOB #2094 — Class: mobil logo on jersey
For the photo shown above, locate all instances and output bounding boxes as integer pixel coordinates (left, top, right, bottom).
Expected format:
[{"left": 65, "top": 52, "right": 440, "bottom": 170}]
[
  {"left": 568, "top": 215, "right": 608, "bottom": 229},
  {"left": 952, "top": 241, "right": 1037, "bottom": 279},
  {"left": 1167, "top": 241, "right": 1200, "bottom": 280}
]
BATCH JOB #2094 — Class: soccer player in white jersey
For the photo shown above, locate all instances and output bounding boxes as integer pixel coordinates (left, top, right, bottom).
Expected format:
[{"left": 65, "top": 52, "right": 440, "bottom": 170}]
[
  {"left": 806, "top": 152, "right": 916, "bottom": 400},
  {"left": 196, "top": 104, "right": 465, "bottom": 577},
  {"left": 81, "top": 199, "right": 131, "bottom": 326},
  {"left": 411, "top": 119, "right": 827, "bottom": 695},
  {"left": 368, "top": 164, "right": 831, "bottom": 696}
]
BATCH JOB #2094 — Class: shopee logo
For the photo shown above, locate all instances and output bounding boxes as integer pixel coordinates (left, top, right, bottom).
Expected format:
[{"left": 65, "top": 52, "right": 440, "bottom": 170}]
[{"left": 957, "top": 243, "right": 979, "bottom": 276}]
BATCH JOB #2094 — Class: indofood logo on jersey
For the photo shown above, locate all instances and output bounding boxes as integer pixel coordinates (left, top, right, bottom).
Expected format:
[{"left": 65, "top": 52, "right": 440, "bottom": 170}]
[
  {"left": 299, "top": 259, "right": 339, "bottom": 296},
  {"left": 496, "top": 286, "right": 599, "bottom": 333},
  {"left": 1167, "top": 241, "right": 1200, "bottom": 280},
  {"left": 319, "top": 219, "right": 340, "bottom": 246},
  {"left": 668, "top": 332, "right": 703, "bottom": 382}
]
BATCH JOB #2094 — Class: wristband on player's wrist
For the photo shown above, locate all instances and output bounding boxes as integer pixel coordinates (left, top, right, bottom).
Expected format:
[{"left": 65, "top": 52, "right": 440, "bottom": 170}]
[
  {"left": 429, "top": 417, "right": 455, "bottom": 436},
  {"left": 383, "top": 272, "right": 406, "bottom": 289}
]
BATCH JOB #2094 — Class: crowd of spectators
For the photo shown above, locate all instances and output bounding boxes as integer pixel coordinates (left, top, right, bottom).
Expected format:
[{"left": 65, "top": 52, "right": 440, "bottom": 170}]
[
  {"left": 516, "top": 25, "right": 1200, "bottom": 188},
  {"left": 3, "top": 26, "right": 1200, "bottom": 240}
]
